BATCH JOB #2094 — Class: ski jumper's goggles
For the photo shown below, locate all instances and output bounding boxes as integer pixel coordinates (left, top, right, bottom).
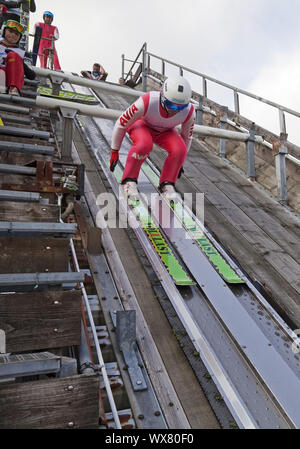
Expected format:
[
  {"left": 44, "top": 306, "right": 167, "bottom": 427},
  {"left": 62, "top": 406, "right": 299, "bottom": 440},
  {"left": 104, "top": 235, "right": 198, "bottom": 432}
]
[
  {"left": 162, "top": 95, "right": 188, "bottom": 111},
  {"left": 4, "top": 20, "right": 25, "bottom": 34}
]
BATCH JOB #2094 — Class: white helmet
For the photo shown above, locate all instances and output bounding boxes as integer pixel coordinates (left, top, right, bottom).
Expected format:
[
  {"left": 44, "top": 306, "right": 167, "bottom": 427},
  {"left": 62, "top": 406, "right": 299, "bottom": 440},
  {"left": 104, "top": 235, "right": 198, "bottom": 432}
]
[{"left": 162, "top": 76, "right": 192, "bottom": 110}]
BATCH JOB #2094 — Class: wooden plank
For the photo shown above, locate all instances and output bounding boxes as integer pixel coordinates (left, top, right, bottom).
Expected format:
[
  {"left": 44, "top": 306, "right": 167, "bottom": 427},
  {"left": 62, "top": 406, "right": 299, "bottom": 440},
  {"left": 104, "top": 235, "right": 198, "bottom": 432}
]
[
  {"left": 208, "top": 153, "right": 300, "bottom": 240},
  {"left": 0, "top": 151, "right": 50, "bottom": 166},
  {"left": 0, "top": 374, "right": 99, "bottom": 429},
  {"left": 193, "top": 151, "right": 300, "bottom": 251},
  {"left": 0, "top": 201, "right": 60, "bottom": 222},
  {"left": 0, "top": 290, "right": 81, "bottom": 352},
  {"left": 150, "top": 147, "right": 300, "bottom": 327},
  {"left": 0, "top": 237, "right": 69, "bottom": 273}
]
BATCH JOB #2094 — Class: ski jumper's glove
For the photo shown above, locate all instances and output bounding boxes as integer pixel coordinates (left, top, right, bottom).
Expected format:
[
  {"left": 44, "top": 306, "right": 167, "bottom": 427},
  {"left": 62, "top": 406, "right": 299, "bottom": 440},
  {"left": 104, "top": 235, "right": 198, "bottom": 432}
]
[
  {"left": 178, "top": 167, "right": 184, "bottom": 179},
  {"left": 110, "top": 149, "right": 119, "bottom": 172}
]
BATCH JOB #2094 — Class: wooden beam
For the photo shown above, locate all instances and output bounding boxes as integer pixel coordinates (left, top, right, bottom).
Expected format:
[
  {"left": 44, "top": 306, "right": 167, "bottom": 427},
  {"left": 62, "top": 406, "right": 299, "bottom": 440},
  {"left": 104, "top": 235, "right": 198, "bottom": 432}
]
[
  {"left": 0, "top": 374, "right": 99, "bottom": 429},
  {"left": 0, "top": 201, "right": 60, "bottom": 222},
  {"left": 0, "top": 237, "right": 69, "bottom": 274},
  {"left": 0, "top": 290, "right": 81, "bottom": 352}
]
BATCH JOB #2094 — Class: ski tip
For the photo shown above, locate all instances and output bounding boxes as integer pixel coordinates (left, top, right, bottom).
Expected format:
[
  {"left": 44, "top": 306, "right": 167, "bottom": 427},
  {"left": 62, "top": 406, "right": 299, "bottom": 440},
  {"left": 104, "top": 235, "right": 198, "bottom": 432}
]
[
  {"left": 128, "top": 198, "right": 140, "bottom": 206},
  {"left": 225, "top": 278, "right": 245, "bottom": 284},
  {"left": 175, "top": 280, "right": 196, "bottom": 286}
]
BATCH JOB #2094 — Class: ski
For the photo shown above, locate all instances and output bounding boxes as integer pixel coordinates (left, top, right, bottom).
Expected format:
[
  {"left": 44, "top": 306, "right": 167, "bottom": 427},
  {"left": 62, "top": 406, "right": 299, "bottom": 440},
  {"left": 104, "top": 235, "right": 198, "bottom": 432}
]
[
  {"left": 141, "top": 162, "right": 245, "bottom": 284},
  {"left": 31, "top": 25, "right": 42, "bottom": 66},
  {"left": 113, "top": 165, "right": 195, "bottom": 286},
  {"left": 20, "top": 0, "right": 30, "bottom": 52},
  {"left": 37, "top": 86, "right": 100, "bottom": 105}
]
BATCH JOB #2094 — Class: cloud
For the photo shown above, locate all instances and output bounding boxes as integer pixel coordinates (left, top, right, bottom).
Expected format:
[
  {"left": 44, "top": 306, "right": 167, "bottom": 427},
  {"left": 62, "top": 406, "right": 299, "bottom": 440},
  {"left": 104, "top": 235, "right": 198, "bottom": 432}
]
[
  {"left": 241, "top": 46, "right": 300, "bottom": 145},
  {"left": 29, "top": 0, "right": 300, "bottom": 148},
  {"left": 31, "top": 0, "right": 299, "bottom": 84}
]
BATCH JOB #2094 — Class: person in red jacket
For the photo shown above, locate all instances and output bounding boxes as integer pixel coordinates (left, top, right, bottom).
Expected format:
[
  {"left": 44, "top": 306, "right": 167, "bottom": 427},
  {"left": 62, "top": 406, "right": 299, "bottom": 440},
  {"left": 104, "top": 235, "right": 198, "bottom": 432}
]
[
  {"left": 110, "top": 76, "right": 196, "bottom": 201},
  {"left": 0, "top": 19, "right": 26, "bottom": 95},
  {"left": 34, "top": 10, "right": 61, "bottom": 70}
]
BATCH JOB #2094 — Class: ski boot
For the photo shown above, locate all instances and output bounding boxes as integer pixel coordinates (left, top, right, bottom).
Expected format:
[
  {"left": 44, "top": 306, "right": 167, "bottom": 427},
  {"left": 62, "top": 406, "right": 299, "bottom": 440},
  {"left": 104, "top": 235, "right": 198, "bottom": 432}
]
[
  {"left": 122, "top": 179, "right": 139, "bottom": 201},
  {"left": 160, "top": 182, "right": 181, "bottom": 203},
  {"left": 8, "top": 86, "right": 20, "bottom": 96}
]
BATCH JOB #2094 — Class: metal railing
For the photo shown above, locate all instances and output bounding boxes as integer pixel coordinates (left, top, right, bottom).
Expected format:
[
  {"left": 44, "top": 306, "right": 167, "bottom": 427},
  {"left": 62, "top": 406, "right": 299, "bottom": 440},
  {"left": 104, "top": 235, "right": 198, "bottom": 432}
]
[
  {"left": 121, "top": 42, "right": 146, "bottom": 89},
  {"left": 144, "top": 50, "right": 300, "bottom": 137},
  {"left": 120, "top": 44, "right": 300, "bottom": 205}
]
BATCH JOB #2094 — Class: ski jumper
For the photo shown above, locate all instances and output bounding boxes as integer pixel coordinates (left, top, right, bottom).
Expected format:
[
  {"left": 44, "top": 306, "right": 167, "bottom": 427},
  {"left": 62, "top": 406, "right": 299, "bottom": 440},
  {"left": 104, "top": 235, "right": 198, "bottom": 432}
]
[
  {"left": 111, "top": 91, "right": 196, "bottom": 184},
  {"left": 0, "top": 38, "right": 25, "bottom": 92},
  {"left": 35, "top": 21, "right": 61, "bottom": 70}
]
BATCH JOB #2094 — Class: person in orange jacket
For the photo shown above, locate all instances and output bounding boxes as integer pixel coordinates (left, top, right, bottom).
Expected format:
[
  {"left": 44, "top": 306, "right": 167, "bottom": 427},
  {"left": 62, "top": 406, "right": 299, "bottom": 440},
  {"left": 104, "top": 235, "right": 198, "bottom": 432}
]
[{"left": 34, "top": 10, "right": 61, "bottom": 70}]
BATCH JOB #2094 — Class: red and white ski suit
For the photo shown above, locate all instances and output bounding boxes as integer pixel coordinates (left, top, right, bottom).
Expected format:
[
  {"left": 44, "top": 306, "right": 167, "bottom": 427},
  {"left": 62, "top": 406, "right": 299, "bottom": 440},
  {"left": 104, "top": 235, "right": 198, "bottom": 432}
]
[
  {"left": 0, "top": 39, "right": 25, "bottom": 92},
  {"left": 111, "top": 91, "right": 196, "bottom": 184},
  {"left": 35, "top": 22, "right": 61, "bottom": 70}
]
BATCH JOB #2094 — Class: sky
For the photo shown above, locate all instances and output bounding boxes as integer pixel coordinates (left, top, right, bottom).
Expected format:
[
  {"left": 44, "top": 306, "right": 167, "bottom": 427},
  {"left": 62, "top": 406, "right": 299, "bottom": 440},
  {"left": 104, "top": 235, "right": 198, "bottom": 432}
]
[{"left": 29, "top": 0, "right": 300, "bottom": 145}]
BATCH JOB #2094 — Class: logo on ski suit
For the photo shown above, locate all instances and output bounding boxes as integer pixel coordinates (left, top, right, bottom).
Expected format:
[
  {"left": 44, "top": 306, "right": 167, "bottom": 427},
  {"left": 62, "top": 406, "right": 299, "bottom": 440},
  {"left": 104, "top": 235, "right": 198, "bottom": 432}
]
[
  {"left": 120, "top": 104, "right": 138, "bottom": 127},
  {"left": 132, "top": 153, "right": 148, "bottom": 161}
]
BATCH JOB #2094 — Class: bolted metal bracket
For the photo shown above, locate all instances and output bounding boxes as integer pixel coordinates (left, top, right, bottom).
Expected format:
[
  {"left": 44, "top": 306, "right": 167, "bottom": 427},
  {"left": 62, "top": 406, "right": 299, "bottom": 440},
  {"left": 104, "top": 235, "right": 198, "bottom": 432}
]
[
  {"left": 59, "top": 356, "right": 78, "bottom": 378},
  {"left": 273, "top": 133, "right": 288, "bottom": 204},
  {"left": 218, "top": 106, "right": 228, "bottom": 158},
  {"left": 0, "top": 329, "right": 5, "bottom": 354},
  {"left": 234, "top": 90, "right": 240, "bottom": 115},
  {"left": 196, "top": 95, "right": 204, "bottom": 125},
  {"left": 246, "top": 122, "right": 256, "bottom": 180},
  {"left": 49, "top": 74, "right": 65, "bottom": 96},
  {"left": 59, "top": 107, "right": 78, "bottom": 160},
  {"left": 115, "top": 310, "right": 147, "bottom": 392}
]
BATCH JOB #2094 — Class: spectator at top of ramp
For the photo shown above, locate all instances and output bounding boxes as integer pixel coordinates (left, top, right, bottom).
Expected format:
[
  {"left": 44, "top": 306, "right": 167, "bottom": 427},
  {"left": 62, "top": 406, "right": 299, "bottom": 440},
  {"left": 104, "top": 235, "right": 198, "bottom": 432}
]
[
  {"left": 81, "top": 63, "right": 108, "bottom": 82},
  {"left": 34, "top": 10, "right": 61, "bottom": 71}
]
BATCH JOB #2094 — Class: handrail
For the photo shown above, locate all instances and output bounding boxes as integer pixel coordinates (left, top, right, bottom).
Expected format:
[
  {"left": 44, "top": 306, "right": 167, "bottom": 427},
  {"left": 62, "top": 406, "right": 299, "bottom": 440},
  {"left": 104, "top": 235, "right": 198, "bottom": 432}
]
[
  {"left": 122, "top": 42, "right": 146, "bottom": 84},
  {"left": 146, "top": 51, "right": 300, "bottom": 121},
  {"left": 120, "top": 45, "right": 300, "bottom": 205}
]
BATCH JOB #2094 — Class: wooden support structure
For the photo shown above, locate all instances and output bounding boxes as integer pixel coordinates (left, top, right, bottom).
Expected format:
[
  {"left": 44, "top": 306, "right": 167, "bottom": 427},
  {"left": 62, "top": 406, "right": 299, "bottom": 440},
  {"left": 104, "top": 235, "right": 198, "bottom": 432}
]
[
  {"left": 0, "top": 290, "right": 81, "bottom": 352},
  {"left": 0, "top": 237, "right": 70, "bottom": 274},
  {"left": 0, "top": 374, "right": 99, "bottom": 429},
  {"left": 1, "top": 160, "right": 85, "bottom": 197},
  {"left": 0, "top": 202, "right": 60, "bottom": 222}
]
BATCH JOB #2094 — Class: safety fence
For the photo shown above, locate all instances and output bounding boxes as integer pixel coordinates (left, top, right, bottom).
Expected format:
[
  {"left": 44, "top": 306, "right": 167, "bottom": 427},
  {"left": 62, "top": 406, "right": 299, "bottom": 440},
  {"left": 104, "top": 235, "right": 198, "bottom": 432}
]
[{"left": 121, "top": 43, "right": 300, "bottom": 205}]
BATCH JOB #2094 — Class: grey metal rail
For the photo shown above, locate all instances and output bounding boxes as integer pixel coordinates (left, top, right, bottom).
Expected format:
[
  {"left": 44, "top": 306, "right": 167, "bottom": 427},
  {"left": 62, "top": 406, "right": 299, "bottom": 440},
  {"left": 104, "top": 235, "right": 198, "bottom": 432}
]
[
  {"left": 0, "top": 141, "right": 54, "bottom": 156},
  {"left": 121, "top": 42, "right": 146, "bottom": 86},
  {"left": 0, "top": 125, "right": 50, "bottom": 140},
  {"left": 144, "top": 50, "right": 300, "bottom": 135}
]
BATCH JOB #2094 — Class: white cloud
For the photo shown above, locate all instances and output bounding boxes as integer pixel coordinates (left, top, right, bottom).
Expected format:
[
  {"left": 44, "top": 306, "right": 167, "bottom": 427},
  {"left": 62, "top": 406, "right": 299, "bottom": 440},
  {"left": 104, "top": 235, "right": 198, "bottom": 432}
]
[{"left": 240, "top": 46, "right": 300, "bottom": 145}]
